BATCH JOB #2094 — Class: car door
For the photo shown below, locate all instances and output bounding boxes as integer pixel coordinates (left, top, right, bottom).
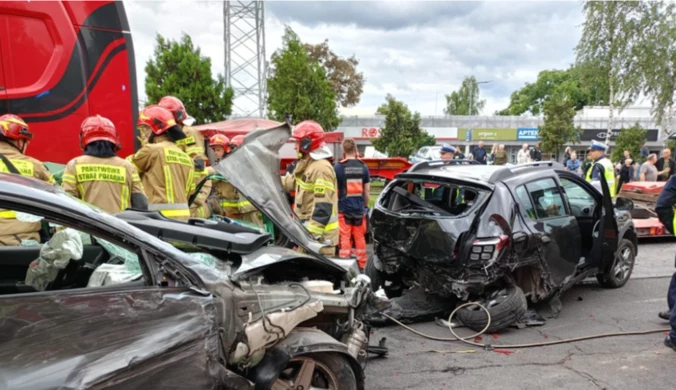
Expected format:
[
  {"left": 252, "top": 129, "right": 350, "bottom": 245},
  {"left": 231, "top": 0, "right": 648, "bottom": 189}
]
[
  {"left": 0, "top": 209, "right": 222, "bottom": 389},
  {"left": 558, "top": 170, "right": 618, "bottom": 271},
  {"left": 508, "top": 174, "right": 582, "bottom": 286}
]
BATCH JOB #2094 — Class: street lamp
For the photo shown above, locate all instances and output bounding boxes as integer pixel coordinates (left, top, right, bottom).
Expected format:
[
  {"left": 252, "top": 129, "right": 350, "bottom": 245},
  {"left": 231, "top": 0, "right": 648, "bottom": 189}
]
[{"left": 470, "top": 80, "right": 492, "bottom": 116}]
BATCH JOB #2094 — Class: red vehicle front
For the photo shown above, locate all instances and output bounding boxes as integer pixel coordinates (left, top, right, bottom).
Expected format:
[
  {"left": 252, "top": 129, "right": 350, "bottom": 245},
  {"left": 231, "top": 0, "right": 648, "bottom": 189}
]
[{"left": 0, "top": 1, "right": 138, "bottom": 163}]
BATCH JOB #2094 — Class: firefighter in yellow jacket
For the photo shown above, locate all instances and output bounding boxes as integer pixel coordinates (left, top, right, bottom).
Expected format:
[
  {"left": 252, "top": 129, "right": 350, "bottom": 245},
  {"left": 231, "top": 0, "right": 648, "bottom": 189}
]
[
  {"left": 131, "top": 105, "right": 195, "bottom": 221},
  {"left": 229, "top": 135, "right": 264, "bottom": 227},
  {"left": 158, "top": 96, "right": 211, "bottom": 218},
  {"left": 62, "top": 115, "right": 148, "bottom": 214},
  {"left": 208, "top": 134, "right": 238, "bottom": 218},
  {"left": 282, "top": 121, "right": 339, "bottom": 256},
  {"left": 0, "top": 114, "right": 56, "bottom": 245}
]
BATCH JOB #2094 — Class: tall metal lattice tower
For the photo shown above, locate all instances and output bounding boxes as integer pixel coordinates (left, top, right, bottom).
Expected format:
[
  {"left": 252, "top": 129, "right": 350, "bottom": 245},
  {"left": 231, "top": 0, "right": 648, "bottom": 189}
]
[{"left": 224, "top": 0, "right": 267, "bottom": 118}]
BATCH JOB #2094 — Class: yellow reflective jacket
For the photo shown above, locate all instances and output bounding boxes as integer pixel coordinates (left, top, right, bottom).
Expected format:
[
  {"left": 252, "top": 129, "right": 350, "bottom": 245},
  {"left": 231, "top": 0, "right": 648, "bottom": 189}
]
[
  {"left": 0, "top": 142, "right": 55, "bottom": 245},
  {"left": 130, "top": 135, "right": 195, "bottom": 221},
  {"left": 62, "top": 155, "right": 145, "bottom": 214},
  {"left": 284, "top": 158, "right": 339, "bottom": 246}
]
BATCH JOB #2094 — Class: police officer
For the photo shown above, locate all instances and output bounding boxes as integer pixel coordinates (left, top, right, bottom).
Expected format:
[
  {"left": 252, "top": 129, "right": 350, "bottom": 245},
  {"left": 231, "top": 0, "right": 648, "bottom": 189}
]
[
  {"left": 334, "top": 137, "right": 370, "bottom": 268},
  {"left": 283, "top": 121, "right": 339, "bottom": 256},
  {"left": 585, "top": 140, "right": 616, "bottom": 198},
  {"left": 62, "top": 116, "right": 147, "bottom": 214},
  {"left": 655, "top": 174, "right": 676, "bottom": 351},
  {"left": 439, "top": 144, "right": 456, "bottom": 160},
  {"left": 0, "top": 114, "right": 55, "bottom": 245},
  {"left": 131, "top": 105, "right": 195, "bottom": 221}
]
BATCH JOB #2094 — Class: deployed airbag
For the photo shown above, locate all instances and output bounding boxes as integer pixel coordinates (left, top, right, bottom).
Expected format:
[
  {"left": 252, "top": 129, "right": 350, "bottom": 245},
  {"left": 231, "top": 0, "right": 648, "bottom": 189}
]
[{"left": 25, "top": 228, "right": 83, "bottom": 291}]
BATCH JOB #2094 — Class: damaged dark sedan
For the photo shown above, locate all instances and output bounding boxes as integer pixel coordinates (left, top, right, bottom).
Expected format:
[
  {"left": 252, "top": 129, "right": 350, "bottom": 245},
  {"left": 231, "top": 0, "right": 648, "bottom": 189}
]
[
  {"left": 367, "top": 160, "right": 638, "bottom": 332},
  {"left": 0, "top": 123, "right": 384, "bottom": 390}
]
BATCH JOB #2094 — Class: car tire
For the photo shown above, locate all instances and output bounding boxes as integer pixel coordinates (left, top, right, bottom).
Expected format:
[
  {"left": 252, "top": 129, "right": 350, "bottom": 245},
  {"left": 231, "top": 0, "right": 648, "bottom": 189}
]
[
  {"left": 270, "top": 353, "right": 358, "bottom": 390},
  {"left": 456, "top": 285, "right": 528, "bottom": 334},
  {"left": 596, "top": 238, "right": 636, "bottom": 289}
]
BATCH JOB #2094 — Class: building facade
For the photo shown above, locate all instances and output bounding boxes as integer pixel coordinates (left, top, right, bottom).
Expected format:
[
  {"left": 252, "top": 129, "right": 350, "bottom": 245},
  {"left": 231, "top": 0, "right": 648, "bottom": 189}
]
[{"left": 337, "top": 106, "right": 672, "bottom": 163}]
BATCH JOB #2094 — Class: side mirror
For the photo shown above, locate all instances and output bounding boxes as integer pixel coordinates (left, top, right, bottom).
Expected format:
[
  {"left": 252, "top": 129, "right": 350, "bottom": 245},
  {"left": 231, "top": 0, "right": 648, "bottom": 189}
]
[{"left": 615, "top": 197, "right": 634, "bottom": 211}]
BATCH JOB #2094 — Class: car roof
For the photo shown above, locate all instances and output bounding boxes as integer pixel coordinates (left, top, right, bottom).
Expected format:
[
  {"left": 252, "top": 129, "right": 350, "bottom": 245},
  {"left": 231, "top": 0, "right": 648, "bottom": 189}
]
[{"left": 402, "top": 160, "right": 566, "bottom": 183}]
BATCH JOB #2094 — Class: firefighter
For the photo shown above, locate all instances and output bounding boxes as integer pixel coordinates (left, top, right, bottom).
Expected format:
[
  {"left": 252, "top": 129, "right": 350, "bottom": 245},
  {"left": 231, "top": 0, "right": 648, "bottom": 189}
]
[
  {"left": 158, "top": 96, "right": 211, "bottom": 219},
  {"left": 62, "top": 115, "right": 148, "bottom": 214},
  {"left": 0, "top": 114, "right": 56, "bottom": 245},
  {"left": 208, "top": 134, "right": 240, "bottom": 219},
  {"left": 585, "top": 140, "right": 616, "bottom": 198},
  {"left": 334, "top": 137, "right": 370, "bottom": 268},
  {"left": 131, "top": 105, "right": 195, "bottom": 221},
  {"left": 283, "top": 120, "right": 339, "bottom": 256},
  {"left": 229, "top": 134, "right": 264, "bottom": 228}
]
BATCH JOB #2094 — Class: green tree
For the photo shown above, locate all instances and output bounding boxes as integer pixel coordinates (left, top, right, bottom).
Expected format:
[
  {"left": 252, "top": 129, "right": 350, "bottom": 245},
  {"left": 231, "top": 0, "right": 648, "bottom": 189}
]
[
  {"left": 145, "top": 33, "right": 233, "bottom": 124},
  {"left": 372, "top": 94, "right": 435, "bottom": 157},
  {"left": 636, "top": 1, "right": 676, "bottom": 139},
  {"left": 443, "top": 76, "right": 486, "bottom": 115},
  {"left": 611, "top": 123, "right": 647, "bottom": 162},
  {"left": 305, "top": 40, "right": 365, "bottom": 107},
  {"left": 267, "top": 27, "right": 340, "bottom": 131},
  {"left": 575, "top": 1, "right": 645, "bottom": 142},
  {"left": 496, "top": 64, "right": 610, "bottom": 116},
  {"left": 538, "top": 94, "right": 583, "bottom": 157}
]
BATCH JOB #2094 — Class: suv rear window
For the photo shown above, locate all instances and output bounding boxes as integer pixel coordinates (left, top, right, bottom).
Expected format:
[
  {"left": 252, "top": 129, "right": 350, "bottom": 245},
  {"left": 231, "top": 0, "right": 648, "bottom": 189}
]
[{"left": 380, "top": 179, "right": 485, "bottom": 216}]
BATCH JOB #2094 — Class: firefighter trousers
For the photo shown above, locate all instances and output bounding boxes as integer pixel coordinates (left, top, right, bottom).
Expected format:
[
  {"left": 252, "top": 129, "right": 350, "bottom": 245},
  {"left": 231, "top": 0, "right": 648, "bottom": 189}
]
[{"left": 338, "top": 213, "right": 367, "bottom": 269}]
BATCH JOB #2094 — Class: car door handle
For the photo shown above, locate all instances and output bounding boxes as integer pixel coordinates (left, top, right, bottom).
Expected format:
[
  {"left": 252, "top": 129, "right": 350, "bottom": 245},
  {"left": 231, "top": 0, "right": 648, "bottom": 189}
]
[{"left": 541, "top": 236, "right": 551, "bottom": 243}]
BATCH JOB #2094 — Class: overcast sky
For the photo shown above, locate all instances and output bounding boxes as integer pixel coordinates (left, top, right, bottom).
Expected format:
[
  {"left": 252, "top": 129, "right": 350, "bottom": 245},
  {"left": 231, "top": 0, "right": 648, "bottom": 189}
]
[{"left": 124, "top": 0, "right": 584, "bottom": 117}]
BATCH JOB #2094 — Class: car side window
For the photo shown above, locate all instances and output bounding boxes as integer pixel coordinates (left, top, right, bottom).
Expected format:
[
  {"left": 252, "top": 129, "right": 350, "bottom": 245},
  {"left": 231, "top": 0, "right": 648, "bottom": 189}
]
[
  {"left": 525, "top": 178, "right": 568, "bottom": 219},
  {"left": 515, "top": 186, "right": 537, "bottom": 220},
  {"left": 560, "top": 177, "right": 596, "bottom": 204}
]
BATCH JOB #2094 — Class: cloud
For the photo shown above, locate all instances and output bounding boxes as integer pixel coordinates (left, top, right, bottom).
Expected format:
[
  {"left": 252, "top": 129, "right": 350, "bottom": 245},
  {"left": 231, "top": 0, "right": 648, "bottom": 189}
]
[{"left": 124, "top": 0, "right": 583, "bottom": 116}]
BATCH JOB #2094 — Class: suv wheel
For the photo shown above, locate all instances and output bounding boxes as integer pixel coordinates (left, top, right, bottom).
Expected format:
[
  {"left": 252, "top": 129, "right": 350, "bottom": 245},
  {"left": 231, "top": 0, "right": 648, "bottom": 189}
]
[
  {"left": 596, "top": 238, "right": 635, "bottom": 288},
  {"left": 456, "top": 285, "right": 527, "bottom": 333}
]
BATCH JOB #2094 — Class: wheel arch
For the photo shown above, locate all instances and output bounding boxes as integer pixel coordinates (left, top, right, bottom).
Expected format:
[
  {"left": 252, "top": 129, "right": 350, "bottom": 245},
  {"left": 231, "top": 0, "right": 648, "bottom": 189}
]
[{"left": 247, "top": 327, "right": 365, "bottom": 390}]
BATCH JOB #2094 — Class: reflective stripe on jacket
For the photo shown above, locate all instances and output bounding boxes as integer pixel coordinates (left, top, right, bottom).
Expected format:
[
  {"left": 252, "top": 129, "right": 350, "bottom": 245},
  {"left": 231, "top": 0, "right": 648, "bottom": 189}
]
[
  {"left": 585, "top": 157, "right": 616, "bottom": 198},
  {"left": 0, "top": 142, "right": 55, "bottom": 244},
  {"left": 62, "top": 155, "right": 145, "bottom": 214},
  {"left": 289, "top": 158, "right": 339, "bottom": 245},
  {"left": 130, "top": 136, "right": 195, "bottom": 221}
]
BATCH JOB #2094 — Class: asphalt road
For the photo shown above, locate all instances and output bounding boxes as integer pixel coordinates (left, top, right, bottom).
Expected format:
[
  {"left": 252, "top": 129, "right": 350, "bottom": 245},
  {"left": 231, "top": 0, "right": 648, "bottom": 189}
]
[{"left": 364, "top": 239, "right": 676, "bottom": 390}]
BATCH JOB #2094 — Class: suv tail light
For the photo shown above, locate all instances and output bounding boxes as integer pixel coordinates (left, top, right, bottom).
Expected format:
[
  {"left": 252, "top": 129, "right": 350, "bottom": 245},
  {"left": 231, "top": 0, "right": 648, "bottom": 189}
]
[{"left": 470, "top": 235, "right": 509, "bottom": 264}]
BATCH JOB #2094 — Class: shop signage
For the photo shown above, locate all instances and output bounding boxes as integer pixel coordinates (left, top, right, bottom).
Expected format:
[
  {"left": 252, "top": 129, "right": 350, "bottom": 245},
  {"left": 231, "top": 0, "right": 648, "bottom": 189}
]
[
  {"left": 580, "top": 129, "right": 658, "bottom": 142},
  {"left": 471, "top": 128, "right": 517, "bottom": 141},
  {"left": 517, "top": 128, "right": 539, "bottom": 141}
]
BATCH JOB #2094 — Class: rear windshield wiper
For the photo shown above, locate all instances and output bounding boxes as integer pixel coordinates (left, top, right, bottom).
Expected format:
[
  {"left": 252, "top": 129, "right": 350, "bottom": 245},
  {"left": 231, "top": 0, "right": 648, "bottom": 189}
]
[{"left": 392, "top": 187, "right": 452, "bottom": 216}]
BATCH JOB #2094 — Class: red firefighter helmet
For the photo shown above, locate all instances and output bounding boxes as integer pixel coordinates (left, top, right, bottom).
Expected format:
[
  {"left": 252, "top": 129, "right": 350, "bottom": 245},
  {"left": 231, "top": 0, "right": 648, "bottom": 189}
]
[
  {"left": 138, "top": 105, "right": 177, "bottom": 135},
  {"left": 230, "top": 135, "right": 245, "bottom": 147},
  {"left": 0, "top": 114, "right": 33, "bottom": 141},
  {"left": 209, "top": 134, "right": 231, "bottom": 153},
  {"left": 80, "top": 115, "right": 119, "bottom": 150},
  {"left": 291, "top": 120, "right": 325, "bottom": 153},
  {"left": 158, "top": 96, "right": 188, "bottom": 125}
]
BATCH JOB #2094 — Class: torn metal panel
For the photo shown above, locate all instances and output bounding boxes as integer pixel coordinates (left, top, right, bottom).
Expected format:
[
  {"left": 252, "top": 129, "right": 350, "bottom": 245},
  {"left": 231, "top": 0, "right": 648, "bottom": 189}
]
[
  {"left": 0, "top": 289, "right": 229, "bottom": 390},
  {"left": 232, "top": 246, "right": 347, "bottom": 283},
  {"left": 213, "top": 122, "right": 344, "bottom": 273},
  {"left": 370, "top": 208, "right": 473, "bottom": 265}
]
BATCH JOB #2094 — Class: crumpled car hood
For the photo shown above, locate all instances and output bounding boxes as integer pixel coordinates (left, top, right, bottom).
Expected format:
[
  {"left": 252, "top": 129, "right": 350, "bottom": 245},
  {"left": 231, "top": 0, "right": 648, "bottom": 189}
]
[{"left": 213, "top": 121, "right": 343, "bottom": 273}]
